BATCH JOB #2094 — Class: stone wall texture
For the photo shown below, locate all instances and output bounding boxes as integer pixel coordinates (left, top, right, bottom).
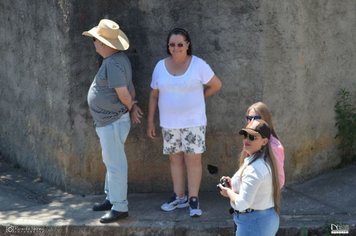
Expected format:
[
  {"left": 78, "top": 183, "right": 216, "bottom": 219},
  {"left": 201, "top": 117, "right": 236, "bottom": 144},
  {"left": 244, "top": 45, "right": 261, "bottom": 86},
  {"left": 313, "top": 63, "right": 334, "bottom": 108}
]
[{"left": 0, "top": 0, "right": 355, "bottom": 194}]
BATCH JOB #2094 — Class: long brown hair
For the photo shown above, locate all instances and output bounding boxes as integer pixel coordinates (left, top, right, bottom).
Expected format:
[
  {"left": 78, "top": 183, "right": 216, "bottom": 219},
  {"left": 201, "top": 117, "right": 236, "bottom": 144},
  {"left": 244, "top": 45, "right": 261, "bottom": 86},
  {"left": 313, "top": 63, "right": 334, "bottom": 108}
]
[
  {"left": 238, "top": 133, "right": 281, "bottom": 214},
  {"left": 246, "top": 102, "right": 279, "bottom": 139}
]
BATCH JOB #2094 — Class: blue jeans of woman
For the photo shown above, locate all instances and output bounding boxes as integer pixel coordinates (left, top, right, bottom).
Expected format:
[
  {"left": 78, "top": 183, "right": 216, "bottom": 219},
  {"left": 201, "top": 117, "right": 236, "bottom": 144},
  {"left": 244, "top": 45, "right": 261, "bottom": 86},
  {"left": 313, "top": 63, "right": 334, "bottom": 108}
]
[
  {"left": 95, "top": 113, "right": 131, "bottom": 212},
  {"left": 233, "top": 207, "right": 279, "bottom": 236}
]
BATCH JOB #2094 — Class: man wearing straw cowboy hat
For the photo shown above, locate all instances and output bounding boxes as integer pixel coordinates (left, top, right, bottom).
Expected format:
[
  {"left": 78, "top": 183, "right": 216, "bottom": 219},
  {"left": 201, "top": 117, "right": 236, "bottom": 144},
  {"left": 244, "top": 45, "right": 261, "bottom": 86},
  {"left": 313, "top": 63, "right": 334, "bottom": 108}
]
[{"left": 83, "top": 19, "right": 143, "bottom": 223}]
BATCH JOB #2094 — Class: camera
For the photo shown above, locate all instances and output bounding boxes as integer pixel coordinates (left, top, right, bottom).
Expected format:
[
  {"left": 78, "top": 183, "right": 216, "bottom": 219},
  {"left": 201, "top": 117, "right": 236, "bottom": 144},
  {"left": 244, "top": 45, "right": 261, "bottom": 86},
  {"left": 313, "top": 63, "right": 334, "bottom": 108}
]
[{"left": 217, "top": 178, "right": 228, "bottom": 191}]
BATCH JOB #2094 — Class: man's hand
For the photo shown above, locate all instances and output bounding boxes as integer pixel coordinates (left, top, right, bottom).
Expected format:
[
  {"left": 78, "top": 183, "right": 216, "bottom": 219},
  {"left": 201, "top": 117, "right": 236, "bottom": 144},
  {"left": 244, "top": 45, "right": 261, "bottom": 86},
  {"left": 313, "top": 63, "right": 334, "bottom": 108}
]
[{"left": 130, "top": 104, "right": 143, "bottom": 124}]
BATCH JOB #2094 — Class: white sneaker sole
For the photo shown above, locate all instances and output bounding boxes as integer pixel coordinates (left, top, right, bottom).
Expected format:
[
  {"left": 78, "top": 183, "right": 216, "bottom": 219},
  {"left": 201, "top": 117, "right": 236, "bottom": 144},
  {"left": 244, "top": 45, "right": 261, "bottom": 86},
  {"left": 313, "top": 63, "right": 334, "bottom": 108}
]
[{"left": 161, "top": 202, "right": 189, "bottom": 212}]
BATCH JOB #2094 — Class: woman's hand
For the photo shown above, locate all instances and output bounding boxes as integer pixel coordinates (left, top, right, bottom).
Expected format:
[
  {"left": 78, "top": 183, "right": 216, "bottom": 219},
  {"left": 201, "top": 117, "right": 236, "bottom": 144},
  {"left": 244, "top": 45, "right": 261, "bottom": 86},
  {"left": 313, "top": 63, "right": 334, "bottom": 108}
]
[
  {"left": 147, "top": 121, "right": 156, "bottom": 139},
  {"left": 218, "top": 184, "right": 231, "bottom": 198},
  {"left": 220, "top": 176, "right": 232, "bottom": 188}
]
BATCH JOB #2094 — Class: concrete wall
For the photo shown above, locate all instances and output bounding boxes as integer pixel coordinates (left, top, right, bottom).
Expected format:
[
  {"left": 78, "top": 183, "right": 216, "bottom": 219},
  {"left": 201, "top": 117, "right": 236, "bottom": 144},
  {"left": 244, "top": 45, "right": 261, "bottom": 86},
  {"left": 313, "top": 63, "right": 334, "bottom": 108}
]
[{"left": 0, "top": 0, "right": 355, "bottom": 194}]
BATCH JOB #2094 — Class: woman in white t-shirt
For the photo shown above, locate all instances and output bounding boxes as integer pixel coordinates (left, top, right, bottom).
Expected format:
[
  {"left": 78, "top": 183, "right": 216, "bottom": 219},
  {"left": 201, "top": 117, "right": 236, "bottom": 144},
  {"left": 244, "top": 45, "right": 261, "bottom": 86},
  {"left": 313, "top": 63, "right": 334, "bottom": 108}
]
[
  {"left": 147, "top": 28, "right": 222, "bottom": 217},
  {"left": 218, "top": 119, "right": 281, "bottom": 236}
]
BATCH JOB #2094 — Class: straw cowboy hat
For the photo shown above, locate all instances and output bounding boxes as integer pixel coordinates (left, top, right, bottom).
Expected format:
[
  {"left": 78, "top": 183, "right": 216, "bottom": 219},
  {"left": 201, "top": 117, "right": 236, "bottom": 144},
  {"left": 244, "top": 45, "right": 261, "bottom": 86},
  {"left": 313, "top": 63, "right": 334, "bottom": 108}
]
[{"left": 82, "top": 19, "right": 129, "bottom": 50}]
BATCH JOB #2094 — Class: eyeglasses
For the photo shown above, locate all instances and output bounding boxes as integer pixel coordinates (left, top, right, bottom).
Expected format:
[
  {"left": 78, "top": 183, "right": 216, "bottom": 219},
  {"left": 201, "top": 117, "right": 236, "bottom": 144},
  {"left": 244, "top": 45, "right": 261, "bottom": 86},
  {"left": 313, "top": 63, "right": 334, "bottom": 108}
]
[
  {"left": 240, "top": 131, "right": 257, "bottom": 141},
  {"left": 168, "top": 42, "right": 184, "bottom": 48},
  {"left": 246, "top": 115, "right": 261, "bottom": 122}
]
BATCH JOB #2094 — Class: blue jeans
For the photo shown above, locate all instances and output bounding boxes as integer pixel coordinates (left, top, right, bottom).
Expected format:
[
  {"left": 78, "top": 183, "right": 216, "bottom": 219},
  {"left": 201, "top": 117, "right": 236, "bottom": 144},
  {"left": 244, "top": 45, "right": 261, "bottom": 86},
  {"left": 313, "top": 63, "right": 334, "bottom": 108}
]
[
  {"left": 96, "top": 113, "right": 131, "bottom": 212},
  {"left": 234, "top": 207, "right": 279, "bottom": 236}
]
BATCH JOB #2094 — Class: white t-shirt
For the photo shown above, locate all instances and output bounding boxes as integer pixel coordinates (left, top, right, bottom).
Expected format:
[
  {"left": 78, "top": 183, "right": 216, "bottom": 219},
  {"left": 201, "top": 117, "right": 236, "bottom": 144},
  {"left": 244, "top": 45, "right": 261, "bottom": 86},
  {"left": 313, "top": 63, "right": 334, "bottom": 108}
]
[
  {"left": 151, "top": 55, "right": 214, "bottom": 129},
  {"left": 230, "top": 154, "right": 275, "bottom": 211}
]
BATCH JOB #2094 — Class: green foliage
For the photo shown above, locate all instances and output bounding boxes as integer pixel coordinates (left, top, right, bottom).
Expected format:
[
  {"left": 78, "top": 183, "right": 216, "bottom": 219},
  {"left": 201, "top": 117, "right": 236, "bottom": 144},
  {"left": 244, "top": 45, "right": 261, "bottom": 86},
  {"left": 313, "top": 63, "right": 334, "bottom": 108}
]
[
  {"left": 299, "top": 227, "right": 308, "bottom": 236},
  {"left": 334, "top": 88, "right": 356, "bottom": 165}
]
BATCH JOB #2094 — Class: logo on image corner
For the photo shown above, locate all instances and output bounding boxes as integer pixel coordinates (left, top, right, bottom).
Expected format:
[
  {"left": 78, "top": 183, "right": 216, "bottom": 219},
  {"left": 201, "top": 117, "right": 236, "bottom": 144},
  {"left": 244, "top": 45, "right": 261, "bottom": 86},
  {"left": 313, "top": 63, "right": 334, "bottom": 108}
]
[
  {"left": 331, "top": 224, "right": 349, "bottom": 234},
  {"left": 5, "top": 225, "right": 16, "bottom": 233}
]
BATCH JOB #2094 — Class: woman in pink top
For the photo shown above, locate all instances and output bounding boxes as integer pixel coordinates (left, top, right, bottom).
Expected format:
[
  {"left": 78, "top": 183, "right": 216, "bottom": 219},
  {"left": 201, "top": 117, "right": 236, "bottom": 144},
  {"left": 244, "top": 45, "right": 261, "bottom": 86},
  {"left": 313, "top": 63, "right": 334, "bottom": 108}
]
[{"left": 245, "top": 102, "right": 285, "bottom": 188}]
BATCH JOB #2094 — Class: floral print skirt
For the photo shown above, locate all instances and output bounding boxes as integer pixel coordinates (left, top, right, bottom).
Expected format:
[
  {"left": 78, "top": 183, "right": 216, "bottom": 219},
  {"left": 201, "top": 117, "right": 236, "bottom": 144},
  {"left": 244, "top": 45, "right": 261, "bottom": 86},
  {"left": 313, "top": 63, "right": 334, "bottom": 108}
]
[{"left": 161, "top": 126, "right": 206, "bottom": 155}]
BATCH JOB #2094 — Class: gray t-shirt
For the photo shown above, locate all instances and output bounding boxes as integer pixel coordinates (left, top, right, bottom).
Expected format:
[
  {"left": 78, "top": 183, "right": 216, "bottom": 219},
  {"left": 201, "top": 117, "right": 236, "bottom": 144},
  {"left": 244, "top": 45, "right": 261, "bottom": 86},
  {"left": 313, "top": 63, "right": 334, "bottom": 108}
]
[{"left": 87, "top": 52, "right": 133, "bottom": 127}]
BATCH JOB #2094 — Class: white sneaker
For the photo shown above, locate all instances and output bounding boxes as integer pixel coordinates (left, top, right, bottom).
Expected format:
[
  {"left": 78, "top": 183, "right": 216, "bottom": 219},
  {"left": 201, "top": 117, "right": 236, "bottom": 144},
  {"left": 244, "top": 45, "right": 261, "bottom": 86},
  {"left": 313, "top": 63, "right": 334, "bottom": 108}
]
[
  {"left": 161, "top": 194, "right": 189, "bottom": 212},
  {"left": 189, "top": 196, "right": 202, "bottom": 217}
]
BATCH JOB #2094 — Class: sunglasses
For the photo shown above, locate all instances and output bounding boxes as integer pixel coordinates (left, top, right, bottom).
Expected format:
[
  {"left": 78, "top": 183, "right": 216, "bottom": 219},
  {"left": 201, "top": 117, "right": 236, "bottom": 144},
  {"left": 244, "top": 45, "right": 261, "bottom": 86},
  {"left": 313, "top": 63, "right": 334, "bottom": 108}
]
[
  {"left": 246, "top": 115, "right": 261, "bottom": 121},
  {"left": 168, "top": 42, "right": 185, "bottom": 48},
  {"left": 240, "top": 130, "right": 257, "bottom": 141}
]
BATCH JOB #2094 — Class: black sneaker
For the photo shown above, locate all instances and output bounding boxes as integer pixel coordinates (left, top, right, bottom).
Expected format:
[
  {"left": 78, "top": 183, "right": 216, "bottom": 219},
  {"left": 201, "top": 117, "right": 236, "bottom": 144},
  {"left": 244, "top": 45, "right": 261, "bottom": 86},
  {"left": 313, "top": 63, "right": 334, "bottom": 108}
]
[
  {"left": 93, "top": 199, "right": 112, "bottom": 211},
  {"left": 189, "top": 196, "right": 202, "bottom": 217}
]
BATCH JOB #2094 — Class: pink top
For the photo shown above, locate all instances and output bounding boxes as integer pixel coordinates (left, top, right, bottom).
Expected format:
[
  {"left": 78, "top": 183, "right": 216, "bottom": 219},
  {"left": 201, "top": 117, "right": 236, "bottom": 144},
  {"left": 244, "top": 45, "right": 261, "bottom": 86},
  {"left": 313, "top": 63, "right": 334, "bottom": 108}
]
[{"left": 270, "top": 135, "right": 285, "bottom": 188}]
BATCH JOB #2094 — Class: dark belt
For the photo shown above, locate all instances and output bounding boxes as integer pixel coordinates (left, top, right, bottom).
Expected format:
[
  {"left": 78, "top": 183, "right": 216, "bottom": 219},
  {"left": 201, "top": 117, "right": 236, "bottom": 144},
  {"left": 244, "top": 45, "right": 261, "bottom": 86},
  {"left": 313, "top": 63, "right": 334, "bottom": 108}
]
[
  {"left": 229, "top": 207, "right": 254, "bottom": 214},
  {"left": 235, "top": 208, "right": 254, "bottom": 214}
]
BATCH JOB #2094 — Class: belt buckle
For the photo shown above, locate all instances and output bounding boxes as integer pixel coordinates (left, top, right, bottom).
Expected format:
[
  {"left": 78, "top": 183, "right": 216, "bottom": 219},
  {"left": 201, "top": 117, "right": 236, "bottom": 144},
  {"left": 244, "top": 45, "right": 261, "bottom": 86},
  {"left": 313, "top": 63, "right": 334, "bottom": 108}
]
[{"left": 245, "top": 208, "right": 254, "bottom": 213}]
